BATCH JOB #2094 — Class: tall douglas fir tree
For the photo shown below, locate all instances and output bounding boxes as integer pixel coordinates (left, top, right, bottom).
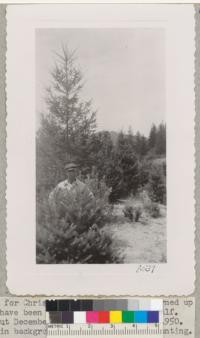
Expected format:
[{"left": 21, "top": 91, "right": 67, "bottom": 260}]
[{"left": 36, "top": 46, "right": 96, "bottom": 193}]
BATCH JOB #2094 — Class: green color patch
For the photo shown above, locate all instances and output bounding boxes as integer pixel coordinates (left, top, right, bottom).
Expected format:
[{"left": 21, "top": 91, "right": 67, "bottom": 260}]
[{"left": 122, "top": 311, "right": 134, "bottom": 323}]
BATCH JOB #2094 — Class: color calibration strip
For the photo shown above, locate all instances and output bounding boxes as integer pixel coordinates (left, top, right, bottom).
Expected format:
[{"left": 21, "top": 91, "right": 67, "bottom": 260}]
[
  {"left": 46, "top": 299, "right": 162, "bottom": 324},
  {"left": 47, "top": 310, "right": 159, "bottom": 324}
]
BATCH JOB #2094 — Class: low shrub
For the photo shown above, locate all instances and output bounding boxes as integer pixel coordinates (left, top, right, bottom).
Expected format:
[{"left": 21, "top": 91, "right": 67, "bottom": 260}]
[
  {"left": 137, "top": 189, "right": 160, "bottom": 218},
  {"left": 123, "top": 205, "right": 134, "bottom": 221},
  {"left": 148, "top": 202, "right": 161, "bottom": 218},
  {"left": 137, "top": 189, "right": 152, "bottom": 209},
  {"left": 135, "top": 206, "right": 142, "bottom": 222},
  {"left": 122, "top": 203, "right": 142, "bottom": 222}
]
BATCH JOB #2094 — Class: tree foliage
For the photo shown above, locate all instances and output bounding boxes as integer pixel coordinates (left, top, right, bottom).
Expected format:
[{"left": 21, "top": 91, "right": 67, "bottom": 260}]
[
  {"left": 105, "top": 132, "right": 140, "bottom": 201},
  {"left": 36, "top": 176, "right": 122, "bottom": 264},
  {"left": 36, "top": 46, "right": 96, "bottom": 193},
  {"left": 148, "top": 123, "right": 166, "bottom": 155},
  {"left": 46, "top": 46, "right": 96, "bottom": 147},
  {"left": 147, "top": 162, "right": 166, "bottom": 204}
]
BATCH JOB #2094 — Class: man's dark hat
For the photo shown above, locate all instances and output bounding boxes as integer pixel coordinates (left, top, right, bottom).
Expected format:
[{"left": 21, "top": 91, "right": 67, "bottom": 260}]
[{"left": 64, "top": 162, "right": 79, "bottom": 170}]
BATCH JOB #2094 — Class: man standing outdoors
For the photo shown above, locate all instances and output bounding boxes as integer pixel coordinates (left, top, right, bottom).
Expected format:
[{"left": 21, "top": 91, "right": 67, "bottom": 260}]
[{"left": 49, "top": 162, "right": 93, "bottom": 217}]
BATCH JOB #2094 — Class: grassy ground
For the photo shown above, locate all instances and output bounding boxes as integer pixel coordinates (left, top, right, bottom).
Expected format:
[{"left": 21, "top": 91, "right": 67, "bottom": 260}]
[{"left": 104, "top": 200, "right": 166, "bottom": 263}]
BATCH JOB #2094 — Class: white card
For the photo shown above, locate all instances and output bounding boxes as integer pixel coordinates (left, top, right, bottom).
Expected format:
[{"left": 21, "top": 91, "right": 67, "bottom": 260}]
[{"left": 6, "top": 4, "right": 195, "bottom": 295}]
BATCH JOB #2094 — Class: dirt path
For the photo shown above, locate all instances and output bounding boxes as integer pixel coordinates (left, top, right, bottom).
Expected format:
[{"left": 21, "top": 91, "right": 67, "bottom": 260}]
[{"left": 104, "top": 203, "right": 166, "bottom": 263}]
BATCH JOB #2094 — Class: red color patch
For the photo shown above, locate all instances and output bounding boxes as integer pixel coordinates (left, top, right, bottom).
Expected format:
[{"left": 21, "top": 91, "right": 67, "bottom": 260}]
[{"left": 98, "top": 311, "right": 110, "bottom": 323}]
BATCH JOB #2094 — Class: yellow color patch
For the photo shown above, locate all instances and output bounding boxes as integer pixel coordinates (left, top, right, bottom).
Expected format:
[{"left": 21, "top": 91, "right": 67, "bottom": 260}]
[{"left": 109, "top": 311, "right": 122, "bottom": 323}]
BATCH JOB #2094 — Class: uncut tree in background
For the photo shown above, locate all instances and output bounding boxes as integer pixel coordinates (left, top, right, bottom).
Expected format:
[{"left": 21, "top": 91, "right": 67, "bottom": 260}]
[
  {"left": 147, "top": 122, "right": 166, "bottom": 155},
  {"left": 135, "top": 132, "right": 148, "bottom": 157},
  {"left": 36, "top": 46, "right": 96, "bottom": 193},
  {"left": 148, "top": 124, "right": 157, "bottom": 149},
  {"left": 106, "top": 132, "right": 140, "bottom": 201},
  {"left": 87, "top": 131, "right": 114, "bottom": 178},
  {"left": 155, "top": 123, "right": 166, "bottom": 155}
]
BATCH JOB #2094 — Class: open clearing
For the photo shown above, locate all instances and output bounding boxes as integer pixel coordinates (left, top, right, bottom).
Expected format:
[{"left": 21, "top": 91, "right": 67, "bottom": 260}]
[{"left": 104, "top": 202, "right": 166, "bottom": 263}]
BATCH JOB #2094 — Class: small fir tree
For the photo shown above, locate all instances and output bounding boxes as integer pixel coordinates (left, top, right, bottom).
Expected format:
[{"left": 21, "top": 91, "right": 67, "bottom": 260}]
[{"left": 36, "top": 177, "right": 122, "bottom": 264}]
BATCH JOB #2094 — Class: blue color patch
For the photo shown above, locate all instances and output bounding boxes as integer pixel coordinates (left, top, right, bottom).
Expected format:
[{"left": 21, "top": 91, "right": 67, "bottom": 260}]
[
  {"left": 147, "top": 311, "right": 159, "bottom": 323},
  {"left": 134, "top": 311, "right": 148, "bottom": 323}
]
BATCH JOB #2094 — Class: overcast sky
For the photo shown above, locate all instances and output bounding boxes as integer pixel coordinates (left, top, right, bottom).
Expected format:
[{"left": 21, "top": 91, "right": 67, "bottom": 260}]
[{"left": 36, "top": 28, "right": 165, "bottom": 136}]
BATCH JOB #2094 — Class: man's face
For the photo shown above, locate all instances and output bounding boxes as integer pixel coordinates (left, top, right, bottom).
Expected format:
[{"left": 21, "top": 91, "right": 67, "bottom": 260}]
[{"left": 66, "top": 168, "right": 78, "bottom": 183}]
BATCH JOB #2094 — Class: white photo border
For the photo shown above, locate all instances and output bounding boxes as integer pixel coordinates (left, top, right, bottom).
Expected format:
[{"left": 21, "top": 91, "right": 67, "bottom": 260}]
[{"left": 6, "top": 4, "right": 195, "bottom": 295}]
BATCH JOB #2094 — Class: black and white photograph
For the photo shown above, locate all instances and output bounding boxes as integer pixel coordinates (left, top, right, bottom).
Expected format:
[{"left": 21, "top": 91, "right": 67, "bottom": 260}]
[
  {"left": 6, "top": 4, "right": 195, "bottom": 294},
  {"left": 36, "top": 28, "right": 167, "bottom": 264}
]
